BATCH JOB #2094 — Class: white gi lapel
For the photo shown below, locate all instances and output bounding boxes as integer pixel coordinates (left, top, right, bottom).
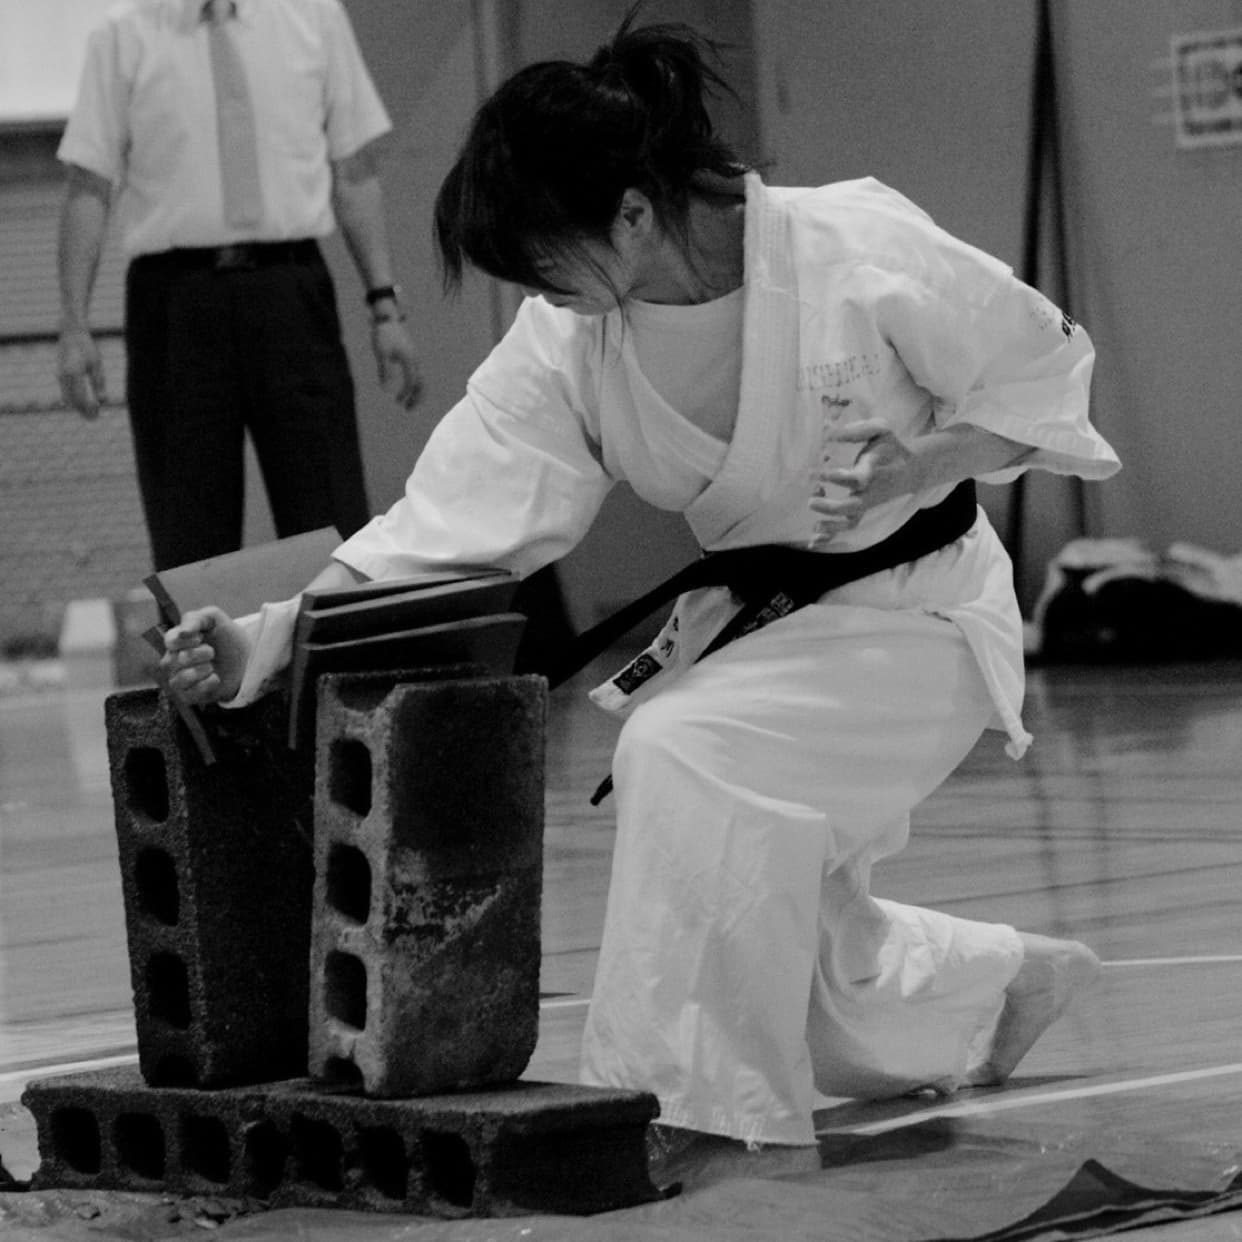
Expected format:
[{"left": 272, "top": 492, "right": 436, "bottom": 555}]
[
  {"left": 684, "top": 175, "right": 800, "bottom": 551},
  {"left": 590, "top": 178, "right": 804, "bottom": 717}
]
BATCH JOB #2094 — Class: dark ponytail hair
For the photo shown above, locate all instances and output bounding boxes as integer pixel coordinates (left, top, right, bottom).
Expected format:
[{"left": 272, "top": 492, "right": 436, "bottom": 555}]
[{"left": 435, "top": 7, "right": 749, "bottom": 295}]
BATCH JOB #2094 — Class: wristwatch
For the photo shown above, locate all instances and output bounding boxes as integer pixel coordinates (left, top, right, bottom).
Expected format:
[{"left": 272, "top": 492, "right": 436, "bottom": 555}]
[{"left": 365, "top": 284, "right": 407, "bottom": 324}]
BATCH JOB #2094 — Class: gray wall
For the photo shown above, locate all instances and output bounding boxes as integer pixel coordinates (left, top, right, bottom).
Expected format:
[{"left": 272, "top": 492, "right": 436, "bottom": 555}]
[
  {"left": 751, "top": 0, "right": 1242, "bottom": 604},
  {"left": 1054, "top": 0, "right": 1242, "bottom": 555}
]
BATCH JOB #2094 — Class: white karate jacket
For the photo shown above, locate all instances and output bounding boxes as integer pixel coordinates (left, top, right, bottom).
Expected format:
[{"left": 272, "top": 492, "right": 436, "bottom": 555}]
[{"left": 238, "top": 175, "right": 1120, "bottom": 751}]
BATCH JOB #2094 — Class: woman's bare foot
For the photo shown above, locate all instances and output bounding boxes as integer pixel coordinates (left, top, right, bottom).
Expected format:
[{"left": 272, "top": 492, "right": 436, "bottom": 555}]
[{"left": 965, "top": 932, "right": 1101, "bottom": 1087}]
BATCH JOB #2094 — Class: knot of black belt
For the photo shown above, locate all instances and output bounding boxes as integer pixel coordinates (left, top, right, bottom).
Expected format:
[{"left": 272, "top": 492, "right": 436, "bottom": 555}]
[{"left": 543, "top": 479, "right": 979, "bottom": 805}]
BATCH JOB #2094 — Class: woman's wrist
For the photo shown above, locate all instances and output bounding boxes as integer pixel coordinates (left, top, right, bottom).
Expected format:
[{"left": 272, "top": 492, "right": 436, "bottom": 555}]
[
  {"left": 222, "top": 599, "right": 297, "bottom": 709},
  {"left": 913, "top": 424, "right": 1030, "bottom": 490}
]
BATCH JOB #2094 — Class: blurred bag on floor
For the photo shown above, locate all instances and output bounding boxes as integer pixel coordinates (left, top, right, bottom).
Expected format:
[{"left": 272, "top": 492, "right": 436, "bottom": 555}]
[{"left": 1032, "top": 538, "right": 1242, "bottom": 663}]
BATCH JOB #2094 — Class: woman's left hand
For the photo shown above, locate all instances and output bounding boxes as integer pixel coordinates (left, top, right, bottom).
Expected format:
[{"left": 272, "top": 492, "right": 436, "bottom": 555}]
[{"left": 808, "top": 418, "right": 925, "bottom": 541}]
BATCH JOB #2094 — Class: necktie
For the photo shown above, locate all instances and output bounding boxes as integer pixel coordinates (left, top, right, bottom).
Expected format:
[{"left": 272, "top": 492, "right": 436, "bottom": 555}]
[{"left": 205, "top": 0, "right": 264, "bottom": 228}]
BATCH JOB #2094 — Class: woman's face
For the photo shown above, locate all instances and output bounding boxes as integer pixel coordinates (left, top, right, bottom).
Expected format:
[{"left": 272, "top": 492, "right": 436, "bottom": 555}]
[
  {"left": 522, "top": 237, "right": 635, "bottom": 316},
  {"left": 520, "top": 192, "right": 654, "bottom": 315}
]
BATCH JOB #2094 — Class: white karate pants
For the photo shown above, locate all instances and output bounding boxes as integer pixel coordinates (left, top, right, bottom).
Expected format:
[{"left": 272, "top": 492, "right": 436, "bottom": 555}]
[{"left": 580, "top": 600, "right": 1025, "bottom": 1146}]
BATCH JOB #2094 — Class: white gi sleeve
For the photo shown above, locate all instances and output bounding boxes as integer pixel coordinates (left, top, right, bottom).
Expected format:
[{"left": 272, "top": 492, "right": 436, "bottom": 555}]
[
  {"left": 872, "top": 241, "right": 1120, "bottom": 484},
  {"left": 223, "top": 301, "right": 613, "bottom": 708},
  {"left": 336, "top": 297, "right": 614, "bottom": 582}
]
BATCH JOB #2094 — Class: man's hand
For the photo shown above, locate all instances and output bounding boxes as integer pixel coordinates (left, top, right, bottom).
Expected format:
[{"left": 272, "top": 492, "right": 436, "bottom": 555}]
[
  {"left": 331, "top": 143, "right": 423, "bottom": 410},
  {"left": 371, "top": 317, "right": 422, "bottom": 409},
  {"left": 57, "top": 326, "right": 107, "bottom": 419},
  {"left": 161, "top": 607, "right": 251, "bottom": 705}
]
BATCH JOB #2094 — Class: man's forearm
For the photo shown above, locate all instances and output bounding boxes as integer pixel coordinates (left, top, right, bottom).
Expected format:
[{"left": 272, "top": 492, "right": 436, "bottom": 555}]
[
  {"left": 331, "top": 150, "right": 396, "bottom": 293},
  {"left": 58, "top": 168, "right": 111, "bottom": 331},
  {"left": 331, "top": 145, "right": 422, "bottom": 408}
]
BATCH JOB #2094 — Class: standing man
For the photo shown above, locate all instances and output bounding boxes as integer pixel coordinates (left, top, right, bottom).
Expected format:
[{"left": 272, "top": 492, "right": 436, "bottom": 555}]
[{"left": 56, "top": 0, "right": 421, "bottom": 571}]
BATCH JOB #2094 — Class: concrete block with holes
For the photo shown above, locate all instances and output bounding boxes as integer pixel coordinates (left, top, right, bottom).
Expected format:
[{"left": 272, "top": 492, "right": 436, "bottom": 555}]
[
  {"left": 105, "top": 686, "right": 316, "bottom": 1089},
  {"left": 310, "top": 670, "right": 546, "bottom": 1097},
  {"left": 23, "top": 1066, "right": 661, "bottom": 1216}
]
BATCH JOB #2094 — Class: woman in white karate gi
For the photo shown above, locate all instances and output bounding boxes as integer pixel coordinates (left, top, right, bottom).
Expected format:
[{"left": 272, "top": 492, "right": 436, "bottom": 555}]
[{"left": 164, "top": 15, "right": 1119, "bottom": 1180}]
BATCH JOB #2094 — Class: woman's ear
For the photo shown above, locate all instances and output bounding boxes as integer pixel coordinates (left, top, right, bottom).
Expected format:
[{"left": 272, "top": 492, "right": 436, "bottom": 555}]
[{"left": 615, "top": 187, "right": 655, "bottom": 238}]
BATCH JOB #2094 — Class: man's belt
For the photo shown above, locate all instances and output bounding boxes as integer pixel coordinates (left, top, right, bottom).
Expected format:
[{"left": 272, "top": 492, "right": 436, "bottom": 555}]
[
  {"left": 546, "top": 479, "right": 980, "bottom": 692},
  {"left": 134, "top": 239, "right": 321, "bottom": 272}
]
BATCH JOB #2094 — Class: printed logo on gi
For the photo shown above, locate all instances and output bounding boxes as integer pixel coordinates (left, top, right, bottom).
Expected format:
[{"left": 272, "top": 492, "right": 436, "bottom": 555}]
[
  {"left": 655, "top": 616, "right": 678, "bottom": 659},
  {"left": 796, "top": 354, "right": 881, "bottom": 392},
  {"left": 612, "top": 652, "right": 664, "bottom": 696},
  {"left": 1028, "top": 290, "right": 1078, "bottom": 339}
]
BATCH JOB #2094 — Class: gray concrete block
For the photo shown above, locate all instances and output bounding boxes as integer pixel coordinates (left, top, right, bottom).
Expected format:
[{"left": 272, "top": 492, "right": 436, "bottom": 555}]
[
  {"left": 310, "top": 671, "right": 546, "bottom": 1096},
  {"left": 105, "top": 687, "right": 315, "bottom": 1088},
  {"left": 23, "top": 1067, "right": 660, "bottom": 1217}
]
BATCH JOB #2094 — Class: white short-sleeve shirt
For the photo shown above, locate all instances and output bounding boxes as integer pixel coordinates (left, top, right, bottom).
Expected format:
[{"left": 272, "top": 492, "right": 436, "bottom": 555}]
[{"left": 57, "top": 0, "right": 391, "bottom": 257}]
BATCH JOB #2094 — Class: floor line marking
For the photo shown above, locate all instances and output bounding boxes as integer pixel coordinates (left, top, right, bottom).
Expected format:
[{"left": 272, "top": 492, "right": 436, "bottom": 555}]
[
  {"left": 818, "top": 1062, "right": 1242, "bottom": 1137},
  {"left": 0, "top": 1052, "right": 137, "bottom": 1089},
  {"left": 9, "top": 976, "right": 1237, "bottom": 1097},
  {"left": 1, "top": 998, "right": 593, "bottom": 1088},
  {"left": 1101, "top": 954, "right": 1242, "bottom": 967}
]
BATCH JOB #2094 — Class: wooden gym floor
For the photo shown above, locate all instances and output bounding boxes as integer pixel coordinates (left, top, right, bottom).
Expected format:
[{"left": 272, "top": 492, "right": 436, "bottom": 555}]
[{"left": 2, "top": 652, "right": 1242, "bottom": 1239}]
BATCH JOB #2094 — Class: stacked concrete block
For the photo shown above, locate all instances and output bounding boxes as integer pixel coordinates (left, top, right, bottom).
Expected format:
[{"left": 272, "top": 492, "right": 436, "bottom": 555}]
[
  {"left": 309, "top": 671, "right": 547, "bottom": 1096},
  {"left": 105, "top": 686, "right": 316, "bottom": 1088},
  {"left": 23, "top": 1067, "right": 661, "bottom": 1216},
  {"left": 32, "top": 667, "right": 665, "bottom": 1220}
]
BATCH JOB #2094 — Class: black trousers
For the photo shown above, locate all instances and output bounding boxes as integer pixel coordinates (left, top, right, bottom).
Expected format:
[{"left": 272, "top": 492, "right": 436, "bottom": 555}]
[{"left": 126, "top": 243, "right": 370, "bottom": 571}]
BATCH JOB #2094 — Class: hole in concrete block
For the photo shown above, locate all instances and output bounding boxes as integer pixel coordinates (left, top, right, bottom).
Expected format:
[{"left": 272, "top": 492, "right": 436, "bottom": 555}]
[
  {"left": 360, "top": 1126, "right": 408, "bottom": 1201},
  {"left": 323, "top": 951, "right": 367, "bottom": 1030},
  {"left": 320, "top": 1057, "right": 364, "bottom": 1091},
  {"left": 329, "top": 738, "right": 372, "bottom": 818},
  {"left": 124, "top": 746, "right": 170, "bottom": 824},
  {"left": 243, "top": 1121, "right": 288, "bottom": 1197},
  {"left": 291, "top": 1115, "right": 343, "bottom": 1191},
  {"left": 135, "top": 847, "right": 179, "bottom": 925},
  {"left": 325, "top": 841, "right": 371, "bottom": 924},
  {"left": 334, "top": 679, "right": 397, "bottom": 713},
  {"left": 181, "top": 1114, "right": 231, "bottom": 1185},
  {"left": 421, "top": 1130, "right": 476, "bottom": 1209},
  {"left": 114, "top": 1112, "right": 165, "bottom": 1180},
  {"left": 148, "top": 1054, "right": 196, "bottom": 1087},
  {"left": 146, "top": 952, "right": 192, "bottom": 1028},
  {"left": 51, "top": 1107, "right": 101, "bottom": 1174}
]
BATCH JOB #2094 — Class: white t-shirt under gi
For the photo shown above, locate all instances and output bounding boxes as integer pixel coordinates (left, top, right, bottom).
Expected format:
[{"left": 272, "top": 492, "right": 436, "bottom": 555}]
[{"left": 237, "top": 176, "right": 1119, "bottom": 1145}]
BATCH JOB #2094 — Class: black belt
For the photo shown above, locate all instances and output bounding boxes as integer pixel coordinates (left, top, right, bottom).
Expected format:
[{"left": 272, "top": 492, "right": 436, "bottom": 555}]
[
  {"left": 545, "top": 480, "right": 980, "bottom": 804},
  {"left": 133, "top": 239, "right": 321, "bottom": 272}
]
